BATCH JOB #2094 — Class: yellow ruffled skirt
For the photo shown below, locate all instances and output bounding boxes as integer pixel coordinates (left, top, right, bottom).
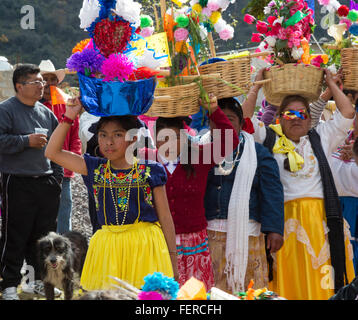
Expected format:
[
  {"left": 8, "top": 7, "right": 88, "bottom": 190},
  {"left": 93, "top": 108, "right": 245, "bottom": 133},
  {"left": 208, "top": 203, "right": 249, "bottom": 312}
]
[
  {"left": 80, "top": 222, "right": 174, "bottom": 290},
  {"left": 270, "top": 198, "right": 355, "bottom": 300}
]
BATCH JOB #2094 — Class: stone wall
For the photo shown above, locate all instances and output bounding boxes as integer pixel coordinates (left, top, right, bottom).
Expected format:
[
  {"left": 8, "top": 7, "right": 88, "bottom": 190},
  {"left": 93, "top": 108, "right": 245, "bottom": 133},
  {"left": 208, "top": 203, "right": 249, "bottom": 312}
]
[{"left": 0, "top": 70, "right": 14, "bottom": 102}]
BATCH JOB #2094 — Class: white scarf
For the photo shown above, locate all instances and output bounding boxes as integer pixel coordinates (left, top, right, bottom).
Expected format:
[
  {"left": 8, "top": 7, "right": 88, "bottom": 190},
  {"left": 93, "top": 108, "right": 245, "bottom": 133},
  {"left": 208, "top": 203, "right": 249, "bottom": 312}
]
[{"left": 224, "top": 131, "right": 258, "bottom": 293}]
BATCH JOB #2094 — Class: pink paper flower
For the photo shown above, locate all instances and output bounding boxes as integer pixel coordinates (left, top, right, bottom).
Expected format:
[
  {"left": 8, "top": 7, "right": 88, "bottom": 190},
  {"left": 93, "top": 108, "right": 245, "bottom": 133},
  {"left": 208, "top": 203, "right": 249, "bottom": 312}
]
[
  {"left": 85, "top": 38, "right": 94, "bottom": 50},
  {"left": 340, "top": 18, "right": 352, "bottom": 29},
  {"left": 311, "top": 55, "right": 324, "bottom": 67},
  {"left": 318, "top": 0, "right": 330, "bottom": 5},
  {"left": 201, "top": 7, "right": 212, "bottom": 17},
  {"left": 101, "top": 53, "right": 135, "bottom": 82},
  {"left": 219, "top": 25, "right": 234, "bottom": 40},
  {"left": 140, "top": 26, "right": 154, "bottom": 38},
  {"left": 138, "top": 291, "right": 164, "bottom": 300},
  {"left": 251, "top": 33, "right": 262, "bottom": 42},
  {"left": 174, "top": 27, "right": 189, "bottom": 41},
  {"left": 277, "top": 28, "right": 287, "bottom": 40},
  {"left": 244, "top": 14, "right": 256, "bottom": 24},
  {"left": 207, "top": 1, "right": 220, "bottom": 12}
]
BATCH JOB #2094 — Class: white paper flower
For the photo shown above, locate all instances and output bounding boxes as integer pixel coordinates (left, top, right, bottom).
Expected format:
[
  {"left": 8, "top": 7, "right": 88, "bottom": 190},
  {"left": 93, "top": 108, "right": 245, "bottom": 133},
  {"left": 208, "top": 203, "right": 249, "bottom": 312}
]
[
  {"left": 258, "top": 41, "right": 270, "bottom": 52},
  {"left": 79, "top": 0, "right": 101, "bottom": 30},
  {"left": 327, "top": 64, "right": 338, "bottom": 74},
  {"left": 264, "top": 35, "right": 276, "bottom": 47},
  {"left": 190, "top": 0, "right": 199, "bottom": 6},
  {"left": 199, "top": 24, "right": 208, "bottom": 40},
  {"left": 273, "top": 16, "right": 284, "bottom": 26},
  {"left": 292, "top": 46, "right": 304, "bottom": 60},
  {"left": 216, "top": 0, "right": 231, "bottom": 11},
  {"left": 328, "top": 23, "right": 347, "bottom": 43},
  {"left": 214, "top": 18, "right": 227, "bottom": 33},
  {"left": 263, "top": 5, "right": 271, "bottom": 15},
  {"left": 325, "top": 0, "right": 341, "bottom": 13},
  {"left": 112, "top": 0, "right": 142, "bottom": 27}
]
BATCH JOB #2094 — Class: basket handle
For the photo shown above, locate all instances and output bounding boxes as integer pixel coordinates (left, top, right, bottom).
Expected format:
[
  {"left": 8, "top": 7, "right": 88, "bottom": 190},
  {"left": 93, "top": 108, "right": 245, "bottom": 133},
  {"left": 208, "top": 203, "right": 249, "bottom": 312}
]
[
  {"left": 156, "top": 70, "right": 171, "bottom": 77},
  {"left": 323, "top": 44, "right": 339, "bottom": 50},
  {"left": 252, "top": 79, "right": 271, "bottom": 85},
  {"left": 250, "top": 51, "right": 274, "bottom": 58},
  {"left": 170, "top": 73, "right": 222, "bottom": 81}
]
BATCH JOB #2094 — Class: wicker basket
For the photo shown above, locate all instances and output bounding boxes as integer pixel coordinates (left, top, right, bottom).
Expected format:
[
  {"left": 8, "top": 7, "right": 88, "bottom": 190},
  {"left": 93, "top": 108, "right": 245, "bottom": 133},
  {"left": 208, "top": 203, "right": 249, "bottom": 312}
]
[
  {"left": 145, "top": 75, "right": 219, "bottom": 118},
  {"left": 199, "top": 55, "right": 251, "bottom": 99},
  {"left": 146, "top": 81, "right": 200, "bottom": 117},
  {"left": 262, "top": 63, "right": 324, "bottom": 106},
  {"left": 341, "top": 47, "right": 358, "bottom": 91}
]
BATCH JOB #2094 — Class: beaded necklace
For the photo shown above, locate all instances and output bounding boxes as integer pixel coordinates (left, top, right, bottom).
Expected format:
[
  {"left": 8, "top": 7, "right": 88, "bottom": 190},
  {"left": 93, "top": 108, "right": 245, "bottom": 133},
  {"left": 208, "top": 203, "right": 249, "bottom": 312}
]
[
  {"left": 217, "top": 136, "right": 243, "bottom": 176},
  {"left": 103, "top": 159, "right": 141, "bottom": 226}
]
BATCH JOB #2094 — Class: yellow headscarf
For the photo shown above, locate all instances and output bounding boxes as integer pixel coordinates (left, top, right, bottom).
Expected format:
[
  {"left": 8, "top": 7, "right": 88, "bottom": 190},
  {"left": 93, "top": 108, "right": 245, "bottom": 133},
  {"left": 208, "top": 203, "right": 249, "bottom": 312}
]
[{"left": 268, "top": 124, "right": 305, "bottom": 172}]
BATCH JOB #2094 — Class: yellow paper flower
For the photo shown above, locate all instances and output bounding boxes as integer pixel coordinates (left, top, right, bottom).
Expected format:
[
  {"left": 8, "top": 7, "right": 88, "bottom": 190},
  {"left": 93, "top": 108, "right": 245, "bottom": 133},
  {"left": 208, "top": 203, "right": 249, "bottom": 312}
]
[
  {"left": 192, "top": 3, "right": 202, "bottom": 13},
  {"left": 210, "top": 11, "right": 221, "bottom": 25}
]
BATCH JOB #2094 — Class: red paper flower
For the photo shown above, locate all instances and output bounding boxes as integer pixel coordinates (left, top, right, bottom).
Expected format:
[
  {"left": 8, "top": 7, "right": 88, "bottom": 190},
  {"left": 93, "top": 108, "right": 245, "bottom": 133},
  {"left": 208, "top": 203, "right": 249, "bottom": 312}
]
[
  {"left": 267, "top": 16, "right": 276, "bottom": 26},
  {"left": 256, "top": 21, "right": 268, "bottom": 34},
  {"left": 244, "top": 14, "right": 255, "bottom": 24},
  {"left": 128, "top": 67, "right": 159, "bottom": 81},
  {"left": 337, "top": 5, "right": 349, "bottom": 17},
  {"left": 93, "top": 18, "right": 133, "bottom": 57},
  {"left": 251, "top": 33, "right": 262, "bottom": 42}
]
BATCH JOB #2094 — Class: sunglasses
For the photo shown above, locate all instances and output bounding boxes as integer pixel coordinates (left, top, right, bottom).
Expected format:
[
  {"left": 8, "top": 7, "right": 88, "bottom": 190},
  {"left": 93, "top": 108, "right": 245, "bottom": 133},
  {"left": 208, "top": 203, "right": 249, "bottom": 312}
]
[{"left": 281, "top": 109, "right": 309, "bottom": 120}]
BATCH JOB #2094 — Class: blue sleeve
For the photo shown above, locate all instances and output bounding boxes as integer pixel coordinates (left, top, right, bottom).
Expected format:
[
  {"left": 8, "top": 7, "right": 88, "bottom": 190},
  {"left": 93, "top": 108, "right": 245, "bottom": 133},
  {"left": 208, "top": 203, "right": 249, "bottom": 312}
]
[
  {"left": 147, "top": 161, "right": 167, "bottom": 188},
  {"left": 256, "top": 143, "right": 284, "bottom": 236},
  {"left": 82, "top": 153, "right": 103, "bottom": 190}
]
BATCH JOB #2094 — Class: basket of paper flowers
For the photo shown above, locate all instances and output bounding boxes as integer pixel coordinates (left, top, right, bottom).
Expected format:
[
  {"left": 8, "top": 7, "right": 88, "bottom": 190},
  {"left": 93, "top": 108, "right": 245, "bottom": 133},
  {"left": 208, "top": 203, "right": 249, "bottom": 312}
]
[
  {"left": 321, "top": 0, "right": 358, "bottom": 91},
  {"left": 245, "top": 0, "right": 326, "bottom": 106},
  {"left": 198, "top": 50, "right": 273, "bottom": 99},
  {"left": 66, "top": 0, "right": 169, "bottom": 117},
  {"left": 189, "top": 0, "right": 262, "bottom": 98},
  {"left": 143, "top": 4, "right": 223, "bottom": 118}
]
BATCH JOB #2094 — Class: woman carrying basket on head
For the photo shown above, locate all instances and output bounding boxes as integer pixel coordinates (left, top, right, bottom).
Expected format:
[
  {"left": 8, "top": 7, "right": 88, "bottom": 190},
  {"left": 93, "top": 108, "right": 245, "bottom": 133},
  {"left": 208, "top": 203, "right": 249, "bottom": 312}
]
[{"left": 242, "top": 68, "right": 356, "bottom": 300}]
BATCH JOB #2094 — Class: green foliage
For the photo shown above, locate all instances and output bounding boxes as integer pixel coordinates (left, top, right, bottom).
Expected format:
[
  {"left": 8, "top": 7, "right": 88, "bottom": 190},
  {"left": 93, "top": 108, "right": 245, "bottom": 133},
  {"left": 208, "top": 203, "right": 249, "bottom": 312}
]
[
  {"left": 0, "top": 0, "right": 86, "bottom": 70},
  {"left": 0, "top": 0, "right": 350, "bottom": 81},
  {"left": 325, "top": 48, "right": 341, "bottom": 68},
  {"left": 242, "top": 0, "right": 270, "bottom": 20}
]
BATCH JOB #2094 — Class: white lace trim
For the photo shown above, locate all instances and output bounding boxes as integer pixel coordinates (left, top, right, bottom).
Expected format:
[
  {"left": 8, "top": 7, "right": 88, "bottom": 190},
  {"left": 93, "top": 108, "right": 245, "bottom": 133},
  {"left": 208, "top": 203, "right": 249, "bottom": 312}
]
[{"left": 284, "top": 218, "right": 354, "bottom": 270}]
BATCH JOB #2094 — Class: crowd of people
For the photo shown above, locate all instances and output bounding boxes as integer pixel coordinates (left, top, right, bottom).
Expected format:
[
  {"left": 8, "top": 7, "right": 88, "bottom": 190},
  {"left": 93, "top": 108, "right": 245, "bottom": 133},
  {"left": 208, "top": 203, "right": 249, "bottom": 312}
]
[{"left": 0, "top": 60, "right": 358, "bottom": 301}]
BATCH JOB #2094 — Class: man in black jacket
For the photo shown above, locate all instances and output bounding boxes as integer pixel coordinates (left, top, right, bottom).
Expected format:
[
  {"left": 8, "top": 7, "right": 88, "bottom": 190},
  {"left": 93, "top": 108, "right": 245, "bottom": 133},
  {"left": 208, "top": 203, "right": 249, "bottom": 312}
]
[{"left": 0, "top": 64, "right": 63, "bottom": 300}]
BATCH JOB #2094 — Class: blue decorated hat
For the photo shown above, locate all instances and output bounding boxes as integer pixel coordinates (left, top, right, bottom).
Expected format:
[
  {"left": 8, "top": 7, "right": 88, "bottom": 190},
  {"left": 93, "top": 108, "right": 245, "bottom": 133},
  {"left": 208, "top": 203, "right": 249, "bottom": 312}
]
[{"left": 78, "top": 72, "right": 157, "bottom": 117}]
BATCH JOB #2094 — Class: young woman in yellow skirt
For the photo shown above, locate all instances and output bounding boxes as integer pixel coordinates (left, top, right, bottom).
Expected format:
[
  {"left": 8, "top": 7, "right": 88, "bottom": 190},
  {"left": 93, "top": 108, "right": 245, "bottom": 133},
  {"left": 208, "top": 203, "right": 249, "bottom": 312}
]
[
  {"left": 45, "top": 98, "right": 178, "bottom": 290},
  {"left": 243, "top": 69, "right": 355, "bottom": 300}
]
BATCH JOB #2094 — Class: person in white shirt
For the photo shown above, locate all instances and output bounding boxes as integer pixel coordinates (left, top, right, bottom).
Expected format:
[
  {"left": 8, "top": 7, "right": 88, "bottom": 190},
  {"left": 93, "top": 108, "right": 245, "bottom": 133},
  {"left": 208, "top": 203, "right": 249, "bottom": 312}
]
[{"left": 242, "top": 68, "right": 355, "bottom": 300}]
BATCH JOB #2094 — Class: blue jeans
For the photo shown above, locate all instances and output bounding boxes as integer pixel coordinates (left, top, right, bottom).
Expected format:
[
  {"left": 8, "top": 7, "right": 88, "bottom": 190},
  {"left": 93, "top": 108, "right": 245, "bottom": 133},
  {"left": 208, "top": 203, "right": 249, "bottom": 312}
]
[{"left": 56, "top": 177, "right": 72, "bottom": 234}]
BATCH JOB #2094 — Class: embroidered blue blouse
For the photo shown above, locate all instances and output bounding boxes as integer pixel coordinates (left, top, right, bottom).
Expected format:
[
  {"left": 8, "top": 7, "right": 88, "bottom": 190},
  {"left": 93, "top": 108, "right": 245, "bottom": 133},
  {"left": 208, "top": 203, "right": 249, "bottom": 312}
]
[{"left": 82, "top": 154, "right": 167, "bottom": 226}]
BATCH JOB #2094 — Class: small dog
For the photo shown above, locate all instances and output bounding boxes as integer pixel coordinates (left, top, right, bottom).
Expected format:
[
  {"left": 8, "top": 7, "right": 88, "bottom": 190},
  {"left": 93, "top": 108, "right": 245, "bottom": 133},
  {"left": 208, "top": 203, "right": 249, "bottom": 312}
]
[{"left": 37, "top": 231, "right": 88, "bottom": 300}]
